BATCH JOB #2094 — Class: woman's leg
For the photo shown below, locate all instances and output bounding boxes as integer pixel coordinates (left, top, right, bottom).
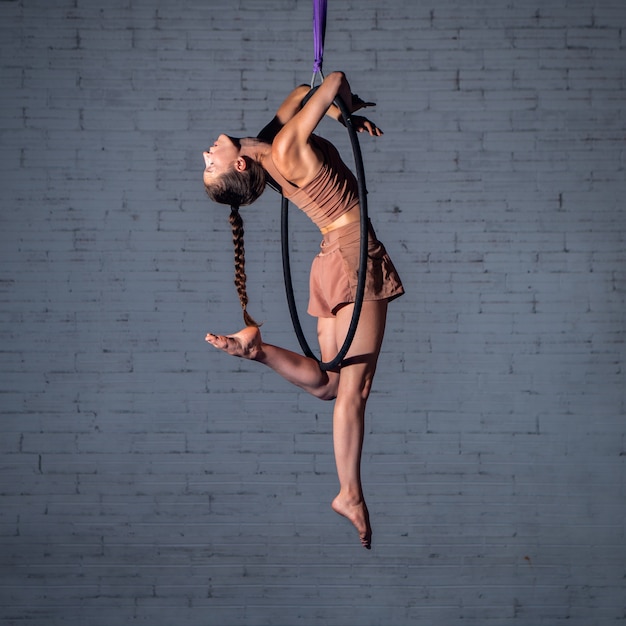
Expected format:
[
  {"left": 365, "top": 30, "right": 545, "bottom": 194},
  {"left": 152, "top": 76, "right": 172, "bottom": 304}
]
[
  {"left": 205, "top": 325, "right": 340, "bottom": 400},
  {"left": 324, "top": 299, "right": 388, "bottom": 549},
  {"left": 206, "top": 298, "right": 388, "bottom": 549}
]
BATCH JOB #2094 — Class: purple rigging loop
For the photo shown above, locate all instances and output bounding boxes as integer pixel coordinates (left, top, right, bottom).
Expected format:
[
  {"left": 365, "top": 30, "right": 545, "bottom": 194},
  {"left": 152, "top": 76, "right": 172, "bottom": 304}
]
[{"left": 312, "top": 0, "right": 327, "bottom": 75}]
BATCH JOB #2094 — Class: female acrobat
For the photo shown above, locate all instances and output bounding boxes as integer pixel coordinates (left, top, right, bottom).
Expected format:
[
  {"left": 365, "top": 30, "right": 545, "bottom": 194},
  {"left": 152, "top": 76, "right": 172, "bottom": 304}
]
[{"left": 203, "top": 72, "right": 404, "bottom": 549}]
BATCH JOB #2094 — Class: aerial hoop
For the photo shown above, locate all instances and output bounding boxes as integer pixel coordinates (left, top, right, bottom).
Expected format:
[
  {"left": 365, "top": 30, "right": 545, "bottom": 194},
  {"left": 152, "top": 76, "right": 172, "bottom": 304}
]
[
  {"left": 281, "top": 93, "right": 369, "bottom": 371},
  {"left": 281, "top": 0, "right": 368, "bottom": 370}
]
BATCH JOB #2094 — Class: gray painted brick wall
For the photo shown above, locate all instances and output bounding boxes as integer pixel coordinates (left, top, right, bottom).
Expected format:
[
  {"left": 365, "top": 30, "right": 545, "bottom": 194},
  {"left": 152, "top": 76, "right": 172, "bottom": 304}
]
[{"left": 1, "top": 0, "right": 624, "bottom": 625}]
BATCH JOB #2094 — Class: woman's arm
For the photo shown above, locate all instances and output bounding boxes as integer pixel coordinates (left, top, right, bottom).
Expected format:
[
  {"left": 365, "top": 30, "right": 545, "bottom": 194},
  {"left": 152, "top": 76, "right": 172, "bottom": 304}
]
[
  {"left": 256, "top": 80, "right": 365, "bottom": 143},
  {"left": 271, "top": 72, "right": 376, "bottom": 185},
  {"left": 256, "top": 84, "right": 311, "bottom": 143}
]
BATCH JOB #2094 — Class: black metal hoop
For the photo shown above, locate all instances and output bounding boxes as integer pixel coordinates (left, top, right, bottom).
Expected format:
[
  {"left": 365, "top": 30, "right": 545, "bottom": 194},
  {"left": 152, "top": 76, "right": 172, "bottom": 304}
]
[{"left": 281, "top": 94, "right": 368, "bottom": 371}]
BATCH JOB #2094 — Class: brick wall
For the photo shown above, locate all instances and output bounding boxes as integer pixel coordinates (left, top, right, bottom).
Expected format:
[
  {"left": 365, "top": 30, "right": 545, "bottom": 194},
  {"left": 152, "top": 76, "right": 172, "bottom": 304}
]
[{"left": 1, "top": 0, "right": 624, "bottom": 624}]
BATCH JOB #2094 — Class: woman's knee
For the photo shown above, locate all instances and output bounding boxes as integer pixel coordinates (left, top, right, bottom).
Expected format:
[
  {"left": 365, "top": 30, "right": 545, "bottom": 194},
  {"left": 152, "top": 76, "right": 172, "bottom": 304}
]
[
  {"left": 335, "top": 368, "right": 375, "bottom": 408},
  {"left": 311, "top": 370, "right": 339, "bottom": 401},
  {"left": 316, "top": 388, "right": 338, "bottom": 402}
]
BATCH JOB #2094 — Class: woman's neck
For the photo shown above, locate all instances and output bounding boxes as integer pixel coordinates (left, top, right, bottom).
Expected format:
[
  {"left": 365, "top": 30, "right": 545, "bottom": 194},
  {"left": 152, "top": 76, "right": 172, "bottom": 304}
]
[{"left": 240, "top": 137, "right": 271, "bottom": 161}]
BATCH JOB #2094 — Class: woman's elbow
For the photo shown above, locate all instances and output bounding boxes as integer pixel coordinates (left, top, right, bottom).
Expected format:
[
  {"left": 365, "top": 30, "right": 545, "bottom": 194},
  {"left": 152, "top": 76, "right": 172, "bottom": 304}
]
[{"left": 325, "top": 71, "right": 346, "bottom": 87}]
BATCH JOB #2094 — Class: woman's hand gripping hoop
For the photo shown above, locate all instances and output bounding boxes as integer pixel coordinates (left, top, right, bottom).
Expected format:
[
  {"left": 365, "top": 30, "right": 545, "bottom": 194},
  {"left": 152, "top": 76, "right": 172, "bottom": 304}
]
[{"left": 281, "top": 93, "right": 369, "bottom": 371}]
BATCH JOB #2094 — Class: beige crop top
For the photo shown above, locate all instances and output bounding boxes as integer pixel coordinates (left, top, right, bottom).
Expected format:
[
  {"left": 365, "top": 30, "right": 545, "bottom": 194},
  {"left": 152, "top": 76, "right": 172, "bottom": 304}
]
[{"left": 274, "top": 135, "right": 360, "bottom": 230}]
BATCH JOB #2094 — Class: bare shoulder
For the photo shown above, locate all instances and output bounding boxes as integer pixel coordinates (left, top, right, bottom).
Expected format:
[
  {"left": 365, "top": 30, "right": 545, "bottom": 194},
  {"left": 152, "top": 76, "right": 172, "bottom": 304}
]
[{"left": 271, "top": 134, "right": 323, "bottom": 187}]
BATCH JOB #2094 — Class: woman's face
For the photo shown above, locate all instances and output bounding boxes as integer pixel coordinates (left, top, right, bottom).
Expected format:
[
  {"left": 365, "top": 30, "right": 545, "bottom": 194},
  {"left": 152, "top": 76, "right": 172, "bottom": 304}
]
[{"left": 203, "top": 134, "right": 240, "bottom": 185}]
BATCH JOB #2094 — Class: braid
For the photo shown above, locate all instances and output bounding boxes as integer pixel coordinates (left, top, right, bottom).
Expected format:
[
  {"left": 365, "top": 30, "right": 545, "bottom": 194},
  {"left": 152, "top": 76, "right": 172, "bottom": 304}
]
[{"left": 229, "top": 206, "right": 260, "bottom": 327}]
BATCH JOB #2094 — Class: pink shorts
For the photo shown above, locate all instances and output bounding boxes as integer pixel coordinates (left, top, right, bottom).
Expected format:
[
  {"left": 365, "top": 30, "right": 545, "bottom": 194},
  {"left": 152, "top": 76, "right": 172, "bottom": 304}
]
[{"left": 307, "top": 220, "right": 404, "bottom": 318}]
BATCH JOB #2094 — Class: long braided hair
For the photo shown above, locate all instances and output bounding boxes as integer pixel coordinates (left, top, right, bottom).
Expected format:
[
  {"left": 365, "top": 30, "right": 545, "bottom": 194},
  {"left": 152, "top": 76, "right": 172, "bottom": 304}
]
[
  {"left": 229, "top": 205, "right": 260, "bottom": 327},
  {"left": 204, "top": 156, "right": 266, "bottom": 328}
]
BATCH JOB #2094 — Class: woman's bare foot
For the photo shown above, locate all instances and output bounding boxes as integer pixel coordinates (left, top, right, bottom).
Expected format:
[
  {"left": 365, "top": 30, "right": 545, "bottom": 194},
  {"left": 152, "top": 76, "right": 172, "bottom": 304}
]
[
  {"left": 332, "top": 494, "right": 372, "bottom": 549},
  {"left": 205, "top": 326, "right": 263, "bottom": 360}
]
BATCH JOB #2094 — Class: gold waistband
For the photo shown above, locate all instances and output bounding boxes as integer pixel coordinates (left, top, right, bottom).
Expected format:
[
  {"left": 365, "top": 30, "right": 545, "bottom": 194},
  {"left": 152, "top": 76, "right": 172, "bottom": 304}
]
[{"left": 319, "top": 209, "right": 361, "bottom": 235}]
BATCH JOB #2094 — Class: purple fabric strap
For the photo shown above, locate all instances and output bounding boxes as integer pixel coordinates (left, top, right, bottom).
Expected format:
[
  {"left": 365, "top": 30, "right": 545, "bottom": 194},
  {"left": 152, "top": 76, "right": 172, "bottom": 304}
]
[{"left": 312, "top": 0, "right": 327, "bottom": 74}]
